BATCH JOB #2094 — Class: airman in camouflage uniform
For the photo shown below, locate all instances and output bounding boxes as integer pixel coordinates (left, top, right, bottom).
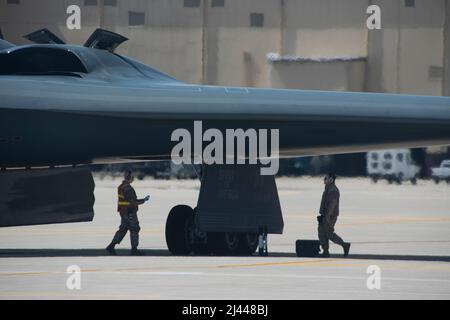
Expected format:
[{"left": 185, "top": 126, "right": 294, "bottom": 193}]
[
  {"left": 317, "top": 173, "right": 350, "bottom": 257},
  {"left": 106, "top": 170, "right": 149, "bottom": 256}
]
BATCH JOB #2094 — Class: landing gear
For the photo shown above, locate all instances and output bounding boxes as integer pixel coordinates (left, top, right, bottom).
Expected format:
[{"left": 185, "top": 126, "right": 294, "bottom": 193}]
[
  {"left": 207, "top": 232, "right": 240, "bottom": 255},
  {"left": 165, "top": 205, "right": 258, "bottom": 256},
  {"left": 165, "top": 164, "right": 283, "bottom": 257},
  {"left": 258, "top": 227, "right": 268, "bottom": 256},
  {"left": 207, "top": 232, "right": 258, "bottom": 256},
  {"left": 166, "top": 205, "right": 199, "bottom": 255},
  {"left": 237, "top": 233, "right": 259, "bottom": 256}
]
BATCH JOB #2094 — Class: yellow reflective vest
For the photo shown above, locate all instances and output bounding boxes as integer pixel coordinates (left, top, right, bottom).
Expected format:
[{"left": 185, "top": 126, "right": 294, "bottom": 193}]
[{"left": 117, "top": 181, "right": 131, "bottom": 212}]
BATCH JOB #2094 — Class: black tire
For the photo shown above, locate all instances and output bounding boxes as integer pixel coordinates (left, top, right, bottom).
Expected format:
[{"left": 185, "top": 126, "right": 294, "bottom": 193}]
[
  {"left": 371, "top": 176, "right": 378, "bottom": 183},
  {"left": 207, "top": 232, "right": 240, "bottom": 255},
  {"left": 165, "top": 205, "right": 194, "bottom": 255},
  {"left": 236, "top": 233, "right": 258, "bottom": 256},
  {"left": 190, "top": 207, "right": 209, "bottom": 255},
  {"left": 411, "top": 178, "right": 417, "bottom": 185},
  {"left": 434, "top": 178, "right": 440, "bottom": 184}
]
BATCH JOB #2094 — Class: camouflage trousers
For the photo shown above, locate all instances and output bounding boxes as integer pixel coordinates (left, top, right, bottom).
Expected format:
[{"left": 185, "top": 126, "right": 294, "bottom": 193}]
[
  {"left": 318, "top": 214, "right": 344, "bottom": 251},
  {"left": 111, "top": 210, "right": 141, "bottom": 249}
]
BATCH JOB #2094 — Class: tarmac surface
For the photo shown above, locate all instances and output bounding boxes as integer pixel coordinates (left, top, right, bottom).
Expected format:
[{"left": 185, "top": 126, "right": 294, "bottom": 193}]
[{"left": 1, "top": 176, "right": 450, "bottom": 299}]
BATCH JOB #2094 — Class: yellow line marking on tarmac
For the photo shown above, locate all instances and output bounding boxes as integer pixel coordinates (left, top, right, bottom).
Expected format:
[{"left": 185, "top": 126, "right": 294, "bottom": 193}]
[
  {"left": 304, "top": 259, "right": 450, "bottom": 271},
  {"left": 0, "top": 266, "right": 213, "bottom": 278},
  {"left": 284, "top": 215, "right": 450, "bottom": 226},
  {"left": 0, "top": 262, "right": 337, "bottom": 277},
  {"left": 2, "top": 258, "right": 450, "bottom": 278},
  {"left": 0, "top": 271, "right": 53, "bottom": 277},
  {"left": 0, "top": 267, "right": 170, "bottom": 277},
  {"left": 216, "top": 258, "right": 450, "bottom": 271},
  {"left": 216, "top": 259, "right": 336, "bottom": 268},
  {"left": 339, "top": 217, "right": 450, "bottom": 226}
]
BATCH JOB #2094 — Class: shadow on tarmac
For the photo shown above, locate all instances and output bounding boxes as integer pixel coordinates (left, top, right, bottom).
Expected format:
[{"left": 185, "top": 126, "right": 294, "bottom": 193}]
[
  {"left": 0, "top": 248, "right": 172, "bottom": 258},
  {"left": 1, "top": 248, "right": 450, "bottom": 262}
]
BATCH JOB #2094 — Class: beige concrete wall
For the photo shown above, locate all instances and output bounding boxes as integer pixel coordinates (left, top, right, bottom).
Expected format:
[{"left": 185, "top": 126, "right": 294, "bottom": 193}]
[
  {"left": 1, "top": 0, "right": 369, "bottom": 88},
  {"left": 444, "top": 0, "right": 450, "bottom": 96},
  {"left": 0, "top": 0, "right": 108, "bottom": 46},
  {"left": 202, "top": 0, "right": 281, "bottom": 87},
  {"left": 203, "top": 0, "right": 369, "bottom": 88},
  {"left": 269, "top": 0, "right": 368, "bottom": 90},
  {"left": 0, "top": 0, "right": 204, "bottom": 83},
  {"left": 269, "top": 60, "right": 366, "bottom": 91},
  {"left": 0, "top": 0, "right": 447, "bottom": 95},
  {"left": 281, "top": 0, "right": 368, "bottom": 57},
  {"left": 111, "top": 0, "right": 204, "bottom": 84},
  {"left": 367, "top": 0, "right": 446, "bottom": 95}
]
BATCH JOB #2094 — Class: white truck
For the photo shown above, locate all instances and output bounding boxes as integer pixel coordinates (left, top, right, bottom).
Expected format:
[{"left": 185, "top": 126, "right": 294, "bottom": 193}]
[
  {"left": 367, "top": 149, "right": 420, "bottom": 184},
  {"left": 431, "top": 160, "right": 450, "bottom": 184}
]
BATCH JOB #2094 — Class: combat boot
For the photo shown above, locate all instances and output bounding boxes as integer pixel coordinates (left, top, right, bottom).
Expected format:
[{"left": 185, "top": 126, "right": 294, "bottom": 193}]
[
  {"left": 106, "top": 243, "right": 117, "bottom": 256},
  {"left": 343, "top": 243, "right": 351, "bottom": 257},
  {"left": 319, "top": 249, "right": 330, "bottom": 258}
]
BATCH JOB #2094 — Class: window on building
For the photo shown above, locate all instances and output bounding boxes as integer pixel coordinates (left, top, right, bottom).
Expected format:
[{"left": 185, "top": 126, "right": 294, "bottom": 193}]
[
  {"left": 405, "top": 0, "right": 415, "bottom": 7},
  {"left": 6, "top": 0, "right": 20, "bottom": 4},
  {"left": 429, "top": 66, "right": 443, "bottom": 79},
  {"left": 104, "top": 0, "right": 117, "bottom": 6},
  {"left": 128, "top": 11, "right": 145, "bottom": 26},
  {"left": 211, "top": 0, "right": 224, "bottom": 7},
  {"left": 84, "top": 0, "right": 98, "bottom": 6},
  {"left": 184, "top": 0, "right": 200, "bottom": 8},
  {"left": 250, "top": 13, "right": 264, "bottom": 27}
]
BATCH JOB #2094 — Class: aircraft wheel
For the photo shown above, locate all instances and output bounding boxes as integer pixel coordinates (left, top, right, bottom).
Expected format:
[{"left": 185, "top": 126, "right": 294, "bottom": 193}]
[
  {"left": 411, "top": 178, "right": 417, "bottom": 185},
  {"left": 207, "top": 232, "right": 240, "bottom": 255},
  {"left": 190, "top": 207, "right": 209, "bottom": 255},
  {"left": 434, "top": 178, "right": 440, "bottom": 184},
  {"left": 236, "top": 233, "right": 258, "bottom": 256},
  {"left": 165, "top": 205, "right": 194, "bottom": 255}
]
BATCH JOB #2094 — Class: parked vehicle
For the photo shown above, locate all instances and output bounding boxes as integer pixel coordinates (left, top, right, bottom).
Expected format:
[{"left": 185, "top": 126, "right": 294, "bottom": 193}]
[
  {"left": 367, "top": 149, "right": 420, "bottom": 184},
  {"left": 431, "top": 160, "right": 450, "bottom": 184}
]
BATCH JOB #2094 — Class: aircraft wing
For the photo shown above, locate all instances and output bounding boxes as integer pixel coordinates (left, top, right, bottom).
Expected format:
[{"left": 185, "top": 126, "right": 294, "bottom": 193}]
[{"left": 1, "top": 78, "right": 449, "bottom": 168}]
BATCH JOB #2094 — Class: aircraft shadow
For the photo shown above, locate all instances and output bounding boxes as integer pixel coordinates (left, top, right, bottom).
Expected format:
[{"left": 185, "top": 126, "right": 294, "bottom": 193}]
[
  {"left": 1, "top": 249, "right": 450, "bottom": 262},
  {"left": 0, "top": 248, "right": 172, "bottom": 258}
]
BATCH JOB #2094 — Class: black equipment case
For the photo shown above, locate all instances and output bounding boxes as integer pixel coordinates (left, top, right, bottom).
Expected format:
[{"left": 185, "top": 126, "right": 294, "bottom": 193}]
[{"left": 296, "top": 240, "right": 320, "bottom": 257}]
